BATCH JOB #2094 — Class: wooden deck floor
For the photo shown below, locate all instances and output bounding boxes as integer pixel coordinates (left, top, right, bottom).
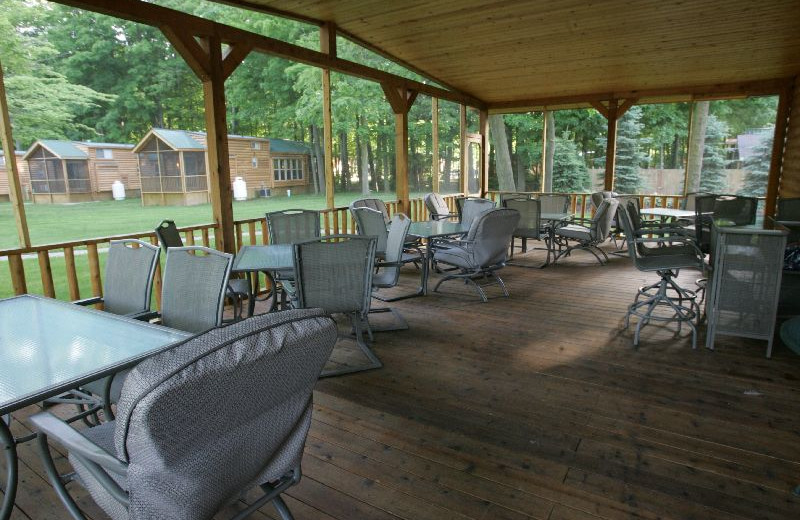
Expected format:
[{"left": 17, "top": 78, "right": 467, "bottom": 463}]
[{"left": 5, "top": 244, "right": 800, "bottom": 519}]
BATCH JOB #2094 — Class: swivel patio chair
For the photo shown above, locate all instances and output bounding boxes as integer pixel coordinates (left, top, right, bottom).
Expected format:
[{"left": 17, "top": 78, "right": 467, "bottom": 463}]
[
  {"left": 503, "top": 197, "right": 550, "bottom": 267},
  {"left": 617, "top": 205, "right": 704, "bottom": 349},
  {"left": 552, "top": 198, "right": 619, "bottom": 265},
  {"left": 424, "top": 192, "right": 457, "bottom": 221},
  {"left": 590, "top": 190, "right": 618, "bottom": 210},
  {"left": 456, "top": 197, "right": 496, "bottom": 227},
  {"left": 265, "top": 209, "right": 321, "bottom": 305},
  {"left": 156, "top": 219, "right": 249, "bottom": 320},
  {"left": 31, "top": 308, "right": 337, "bottom": 520},
  {"left": 293, "top": 235, "right": 380, "bottom": 376},
  {"left": 433, "top": 208, "right": 520, "bottom": 302}
]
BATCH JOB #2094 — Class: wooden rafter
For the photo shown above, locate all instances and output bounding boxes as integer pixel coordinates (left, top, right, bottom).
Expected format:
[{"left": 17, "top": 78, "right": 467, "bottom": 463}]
[
  {"left": 0, "top": 60, "right": 30, "bottom": 248},
  {"left": 160, "top": 26, "right": 211, "bottom": 80},
  {"left": 589, "top": 100, "right": 610, "bottom": 119},
  {"left": 616, "top": 98, "right": 639, "bottom": 118},
  {"left": 52, "top": 0, "right": 485, "bottom": 108},
  {"left": 382, "top": 85, "right": 418, "bottom": 115},
  {"left": 222, "top": 42, "right": 254, "bottom": 80}
]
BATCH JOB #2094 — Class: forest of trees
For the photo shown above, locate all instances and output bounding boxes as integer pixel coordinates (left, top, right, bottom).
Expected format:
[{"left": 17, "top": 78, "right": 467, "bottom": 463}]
[{"left": 0, "top": 0, "right": 780, "bottom": 197}]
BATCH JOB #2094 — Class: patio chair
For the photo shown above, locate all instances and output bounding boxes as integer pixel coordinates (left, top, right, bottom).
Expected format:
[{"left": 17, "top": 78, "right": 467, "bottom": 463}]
[
  {"left": 617, "top": 205, "right": 704, "bottom": 349},
  {"left": 293, "top": 235, "right": 380, "bottom": 376},
  {"left": 777, "top": 197, "right": 800, "bottom": 221},
  {"left": 350, "top": 197, "right": 390, "bottom": 226},
  {"left": 552, "top": 198, "right": 619, "bottom": 265},
  {"left": 625, "top": 200, "right": 695, "bottom": 256},
  {"left": 352, "top": 206, "right": 388, "bottom": 258},
  {"left": 538, "top": 194, "right": 571, "bottom": 215},
  {"left": 30, "top": 308, "right": 337, "bottom": 520},
  {"left": 424, "top": 192, "right": 457, "bottom": 221},
  {"left": 503, "top": 197, "right": 550, "bottom": 267},
  {"left": 370, "top": 213, "right": 419, "bottom": 325},
  {"left": 456, "top": 197, "right": 496, "bottom": 227},
  {"left": 433, "top": 208, "right": 520, "bottom": 302},
  {"left": 155, "top": 219, "right": 249, "bottom": 320},
  {"left": 590, "top": 190, "right": 618, "bottom": 210},
  {"left": 265, "top": 209, "right": 321, "bottom": 305}
]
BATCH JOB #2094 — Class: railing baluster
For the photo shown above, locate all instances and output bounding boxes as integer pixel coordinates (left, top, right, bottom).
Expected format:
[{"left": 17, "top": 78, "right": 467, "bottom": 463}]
[
  {"left": 37, "top": 251, "right": 55, "bottom": 298},
  {"left": 333, "top": 211, "right": 340, "bottom": 234},
  {"left": 248, "top": 222, "right": 257, "bottom": 245},
  {"left": 185, "top": 229, "right": 195, "bottom": 246},
  {"left": 261, "top": 220, "right": 269, "bottom": 245},
  {"left": 87, "top": 243, "right": 103, "bottom": 300},
  {"left": 8, "top": 254, "right": 27, "bottom": 295},
  {"left": 64, "top": 246, "right": 80, "bottom": 300},
  {"left": 202, "top": 228, "right": 210, "bottom": 247},
  {"left": 235, "top": 223, "right": 243, "bottom": 250}
]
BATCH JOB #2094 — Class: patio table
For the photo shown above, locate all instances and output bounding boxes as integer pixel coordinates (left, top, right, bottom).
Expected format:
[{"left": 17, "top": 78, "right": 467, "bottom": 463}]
[
  {"left": 408, "top": 221, "right": 470, "bottom": 295},
  {"left": 639, "top": 207, "right": 694, "bottom": 222},
  {"left": 232, "top": 244, "right": 294, "bottom": 315},
  {"left": 0, "top": 294, "right": 189, "bottom": 520},
  {"left": 539, "top": 212, "right": 571, "bottom": 266}
]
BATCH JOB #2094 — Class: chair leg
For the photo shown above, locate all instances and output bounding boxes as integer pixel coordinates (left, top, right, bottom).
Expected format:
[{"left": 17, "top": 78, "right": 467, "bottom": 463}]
[
  {"left": 320, "top": 313, "right": 383, "bottom": 378},
  {"left": 368, "top": 306, "right": 409, "bottom": 332}
]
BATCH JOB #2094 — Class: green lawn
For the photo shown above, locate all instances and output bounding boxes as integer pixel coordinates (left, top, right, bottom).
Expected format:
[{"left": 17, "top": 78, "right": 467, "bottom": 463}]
[{"left": 0, "top": 191, "right": 430, "bottom": 299}]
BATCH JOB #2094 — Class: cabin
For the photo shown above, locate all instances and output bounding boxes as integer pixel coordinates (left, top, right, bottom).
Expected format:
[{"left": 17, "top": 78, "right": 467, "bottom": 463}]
[
  {"left": 133, "top": 128, "right": 311, "bottom": 206},
  {"left": 21, "top": 140, "right": 138, "bottom": 203},
  {"left": 0, "top": 150, "right": 29, "bottom": 202}
]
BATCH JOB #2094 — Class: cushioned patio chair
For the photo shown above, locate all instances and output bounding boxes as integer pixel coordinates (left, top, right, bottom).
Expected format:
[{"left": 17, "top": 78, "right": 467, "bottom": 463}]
[
  {"left": 590, "top": 190, "right": 618, "bottom": 210},
  {"left": 156, "top": 219, "right": 249, "bottom": 320},
  {"left": 456, "top": 197, "right": 496, "bottom": 227},
  {"left": 350, "top": 197, "right": 390, "bottom": 226},
  {"left": 293, "top": 235, "right": 380, "bottom": 376},
  {"left": 31, "top": 309, "right": 337, "bottom": 520},
  {"left": 552, "top": 198, "right": 619, "bottom": 265},
  {"left": 433, "top": 208, "right": 520, "bottom": 302},
  {"left": 503, "top": 197, "right": 550, "bottom": 267},
  {"left": 424, "top": 192, "right": 457, "bottom": 221}
]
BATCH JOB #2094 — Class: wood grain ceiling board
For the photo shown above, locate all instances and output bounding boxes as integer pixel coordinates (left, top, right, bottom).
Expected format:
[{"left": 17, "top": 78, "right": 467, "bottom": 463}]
[{"left": 218, "top": 0, "right": 800, "bottom": 104}]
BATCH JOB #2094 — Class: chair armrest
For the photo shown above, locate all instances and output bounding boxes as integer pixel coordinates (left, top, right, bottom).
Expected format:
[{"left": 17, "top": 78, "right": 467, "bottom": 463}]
[
  {"left": 633, "top": 227, "right": 690, "bottom": 237},
  {"left": 135, "top": 310, "right": 160, "bottom": 323},
  {"left": 375, "top": 261, "right": 404, "bottom": 268},
  {"left": 29, "top": 412, "right": 128, "bottom": 476},
  {"left": 632, "top": 236, "right": 704, "bottom": 257},
  {"left": 74, "top": 296, "right": 103, "bottom": 307}
]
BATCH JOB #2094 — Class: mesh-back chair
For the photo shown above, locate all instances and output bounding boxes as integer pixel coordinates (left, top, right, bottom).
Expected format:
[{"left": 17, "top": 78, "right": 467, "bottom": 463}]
[
  {"left": 714, "top": 195, "right": 758, "bottom": 226},
  {"left": 424, "top": 192, "right": 457, "bottom": 221},
  {"left": 266, "top": 209, "right": 321, "bottom": 244},
  {"left": 31, "top": 309, "right": 337, "bottom": 520},
  {"left": 293, "top": 235, "right": 379, "bottom": 377},
  {"left": 433, "top": 208, "right": 521, "bottom": 302},
  {"left": 777, "top": 197, "right": 800, "bottom": 221},
  {"left": 552, "top": 198, "right": 619, "bottom": 265},
  {"left": 538, "top": 194, "right": 570, "bottom": 215},
  {"left": 625, "top": 200, "right": 696, "bottom": 257},
  {"left": 370, "top": 214, "right": 414, "bottom": 330},
  {"left": 504, "top": 198, "right": 550, "bottom": 267},
  {"left": 350, "top": 198, "right": 390, "bottom": 226},
  {"left": 457, "top": 197, "right": 496, "bottom": 227},
  {"left": 499, "top": 192, "right": 530, "bottom": 206},
  {"left": 693, "top": 194, "right": 717, "bottom": 254},
  {"left": 617, "top": 205, "right": 704, "bottom": 349},
  {"left": 352, "top": 206, "right": 389, "bottom": 258},
  {"left": 156, "top": 219, "right": 249, "bottom": 319}
]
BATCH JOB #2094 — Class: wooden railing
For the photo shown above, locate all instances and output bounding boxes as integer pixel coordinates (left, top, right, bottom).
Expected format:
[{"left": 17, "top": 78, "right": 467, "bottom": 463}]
[
  {"left": 0, "top": 194, "right": 463, "bottom": 304},
  {"left": 486, "top": 191, "right": 685, "bottom": 218}
]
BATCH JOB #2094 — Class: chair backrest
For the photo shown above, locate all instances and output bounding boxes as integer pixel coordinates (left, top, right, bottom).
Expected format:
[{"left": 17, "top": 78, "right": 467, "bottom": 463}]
[
  {"left": 591, "top": 190, "right": 617, "bottom": 210},
  {"left": 103, "top": 239, "right": 160, "bottom": 316},
  {"left": 617, "top": 204, "right": 644, "bottom": 267},
  {"left": 459, "top": 197, "right": 496, "bottom": 227},
  {"left": 424, "top": 192, "right": 452, "bottom": 220},
  {"left": 377, "top": 214, "right": 412, "bottom": 287},
  {"left": 682, "top": 192, "right": 707, "bottom": 211},
  {"left": 538, "top": 194, "right": 570, "bottom": 214},
  {"left": 293, "top": 235, "right": 376, "bottom": 317},
  {"left": 694, "top": 193, "right": 718, "bottom": 252},
  {"left": 714, "top": 195, "right": 758, "bottom": 226},
  {"left": 266, "top": 209, "right": 321, "bottom": 244},
  {"left": 155, "top": 219, "right": 184, "bottom": 251},
  {"left": 350, "top": 198, "right": 390, "bottom": 225},
  {"left": 777, "top": 197, "right": 800, "bottom": 221},
  {"left": 352, "top": 206, "right": 388, "bottom": 256},
  {"left": 160, "top": 246, "right": 233, "bottom": 333},
  {"left": 464, "top": 208, "right": 521, "bottom": 267},
  {"left": 499, "top": 192, "right": 530, "bottom": 206},
  {"left": 504, "top": 198, "right": 541, "bottom": 240},
  {"left": 112, "top": 309, "right": 337, "bottom": 519},
  {"left": 591, "top": 198, "right": 619, "bottom": 240},
  {"left": 625, "top": 200, "right": 651, "bottom": 256}
]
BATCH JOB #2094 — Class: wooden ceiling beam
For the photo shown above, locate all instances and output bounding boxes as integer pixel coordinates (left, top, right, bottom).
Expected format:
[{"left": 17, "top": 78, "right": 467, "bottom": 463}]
[
  {"left": 222, "top": 42, "right": 254, "bottom": 80},
  {"left": 616, "top": 98, "right": 639, "bottom": 118},
  {"left": 589, "top": 101, "right": 609, "bottom": 119},
  {"left": 51, "top": 0, "right": 485, "bottom": 108},
  {"left": 160, "top": 25, "right": 211, "bottom": 80}
]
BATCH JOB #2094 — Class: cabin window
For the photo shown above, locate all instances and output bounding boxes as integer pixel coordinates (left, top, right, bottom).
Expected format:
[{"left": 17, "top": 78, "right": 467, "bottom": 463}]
[
  {"left": 273, "top": 157, "right": 304, "bottom": 181},
  {"left": 96, "top": 148, "right": 113, "bottom": 159},
  {"left": 251, "top": 157, "right": 258, "bottom": 168},
  {"left": 251, "top": 141, "right": 261, "bottom": 150}
]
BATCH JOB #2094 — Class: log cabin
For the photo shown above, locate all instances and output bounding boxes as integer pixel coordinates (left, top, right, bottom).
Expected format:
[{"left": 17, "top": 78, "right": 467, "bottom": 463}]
[{"left": 0, "top": 150, "right": 28, "bottom": 202}]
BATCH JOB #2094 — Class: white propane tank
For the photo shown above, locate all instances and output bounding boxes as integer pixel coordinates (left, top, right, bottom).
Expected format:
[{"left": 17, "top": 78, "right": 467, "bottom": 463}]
[
  {"left": 233, "top": 177, "right": 248, "bottom": 201},
  {"left": 111, "top": 180, "right": 126, "bottom": 201}
]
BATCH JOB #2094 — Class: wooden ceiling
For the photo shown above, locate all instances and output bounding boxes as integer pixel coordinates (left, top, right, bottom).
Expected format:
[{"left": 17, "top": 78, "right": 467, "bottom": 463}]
[{"left": 217, "top": 0, "right": 800, "bottom": 106}]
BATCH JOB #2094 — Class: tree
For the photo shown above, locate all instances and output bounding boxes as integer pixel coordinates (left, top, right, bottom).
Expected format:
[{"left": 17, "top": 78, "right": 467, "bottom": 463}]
[
  {"left": 552, "top": 132, "right": 591, "bottom": 193},
  {"left": 699, "top": 115, "right": 728, "bottom": 193},
  {"left": 489, "top": 114, "right": 515, "bottom": 191},
  {"left": 611, "top": 106, "right": 648, "bottom": 194},
  {"left": 685, "top": 101, "right": 710, "bottom": 193},
  {"left": 739, "top": 134, "right": 773, "bottom": 197}
]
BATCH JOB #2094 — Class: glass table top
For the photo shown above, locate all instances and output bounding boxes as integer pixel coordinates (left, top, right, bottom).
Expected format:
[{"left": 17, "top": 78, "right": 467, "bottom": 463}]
[
  {"left": 408, "top": 220, "right": 469, "bottom": 238},
  {"left": 0, "top": 294, "right": 190, "bottom": 414},
  {"left": 233, "top": 244, "right": 294, "bottom": 272}
]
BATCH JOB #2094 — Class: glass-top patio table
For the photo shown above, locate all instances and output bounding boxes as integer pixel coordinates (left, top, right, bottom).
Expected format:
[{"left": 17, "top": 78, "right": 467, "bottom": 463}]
[
  {"left": 408, "top": 220, "right": 470, "bottom": 295},
  {"left": 232, "top": 244, "right": 294, "bottom": 315},
  {"left": 639, "top": 207, "right": 694, "bottom": 222},
  {"left": 0, "top": 294, "right": 190, "bottom": 520}
]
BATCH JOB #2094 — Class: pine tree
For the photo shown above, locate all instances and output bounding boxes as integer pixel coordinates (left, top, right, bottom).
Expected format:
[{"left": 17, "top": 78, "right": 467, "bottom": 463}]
[
  {"left": 612, "top": 106, "right": 648, "bottom": 193},
  {"left": 699, "top": 115, "right": 728, "bottom": 193},
  {"left": 552, "top": 132, "right": 591, "bottom": 192},
  {"left": 738, "top": 134, "right": 773, "bottom": 197}
]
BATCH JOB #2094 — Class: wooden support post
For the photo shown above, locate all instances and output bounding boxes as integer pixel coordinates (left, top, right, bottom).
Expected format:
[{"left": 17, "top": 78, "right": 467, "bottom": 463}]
[
  {"left": 460, "top": 104, "right": 467, "bottom": 194},
  {"left": 541, "top": 111, "right": 548, "bottom": 192},
  {"left": 382, "top": 84, "right": 418, "bottom": 215},
  {"left": 479, "top": 108, "right": 489, "bottom": 196},
  {"left": 603, "top": 100, "right": 619, "bottom": 191},
  {"left": 0, "top": 59, "right": 31, "bottom": 248},
  {"left": 321, "top": 22, "right": 336, "bottom": 209},
  {"left": 765, "top": 81, "right": 794, "bottom": 218},
  {"left": 432, "top": 97, "right": 440, "bottom": 193}
]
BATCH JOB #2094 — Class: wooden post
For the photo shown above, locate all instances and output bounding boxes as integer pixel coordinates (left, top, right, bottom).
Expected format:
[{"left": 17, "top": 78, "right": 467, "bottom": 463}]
[
  {"left": 201, "top": 35, "right": 235, "bottom": 254},
  {"left": 603, "top": 100, "right": 619, "bottom": 191},
  {"left": 765, "top": 82, "right": 793, "bottom": 218},
  {"left": 432, "top": 97, "right": 439, "bottom": 193},
  {"left": 541, "top": 111, "right": 548, "bottom": 192},
  {"left": 0, "top": 59, "right": 31, "bottom": 248},
  {"left": 460, "top": 104, "right": 467, "bottom": 194},
  {"left": 479, "top": 108, "right": 489, "bottom": 196},
  {"left": 320, "top": 22, "right": 336, "bottom": 209},
  {"left": 382, "top": 84, "right": 418, "bottom": 215}
]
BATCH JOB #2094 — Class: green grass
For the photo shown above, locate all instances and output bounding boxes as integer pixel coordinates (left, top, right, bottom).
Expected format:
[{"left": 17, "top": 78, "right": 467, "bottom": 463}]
[{"left": 0, "top": 191, "right": 430, "bottom": 299}]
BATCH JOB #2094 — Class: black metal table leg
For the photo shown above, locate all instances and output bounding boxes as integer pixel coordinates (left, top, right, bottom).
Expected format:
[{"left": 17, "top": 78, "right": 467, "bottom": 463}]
[{"left": 0, "top": 415, "right": 18, "bottom": 520}]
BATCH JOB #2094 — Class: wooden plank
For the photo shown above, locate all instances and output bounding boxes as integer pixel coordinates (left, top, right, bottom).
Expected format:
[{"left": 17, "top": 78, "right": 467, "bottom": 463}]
[
  {"left": 432, "top": 97, "right": 440, "bottom": 193},
  {"left": 765, "top": 82, "right": 793, "bottom": 217},
  {"left": 0, "top": 59, "right": 30, "bottom": 248},
  {"left": 37, "top": 251, "right": 55, "bottom": 298},
  {"left": 8, "top": 253, "right": 27, "bottom": 295},
  {"left": 222, "top": 41, "right": 253, "bottom": 80},
  {"left": 86, "top": 243, "right": 102, "bottom": 298},
  {"left": 63, "top": 247, "right": 80, "bottom": 300},
  {"left": 394, "top": 109, "right": 410, "bottom": 215},
  {"left": 603, "top": 100, "right": 618, "bottom": 191}
]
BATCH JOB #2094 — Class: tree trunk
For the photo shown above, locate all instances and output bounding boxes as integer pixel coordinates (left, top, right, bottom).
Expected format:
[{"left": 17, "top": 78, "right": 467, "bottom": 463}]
[
  {"left": 359, "top": 115, "right": 370, "bottom": 195},
  {"left": 544, "top": 111, "right": 555, "bottom": 192},
  {"left": 685, "top": 101, "right": 709, "bottom": 194},
  {"left": 489, "top": 114, "right": 515, "bottom": 191},
  {"left": 443, "top": 146, "right": 452, "bottom": 192},
  {"left": 339, "top": 130, "right": 349, "bottom": 192},
  {"left": 311, "top": 124, "right": 324, "bottom": 194}
]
